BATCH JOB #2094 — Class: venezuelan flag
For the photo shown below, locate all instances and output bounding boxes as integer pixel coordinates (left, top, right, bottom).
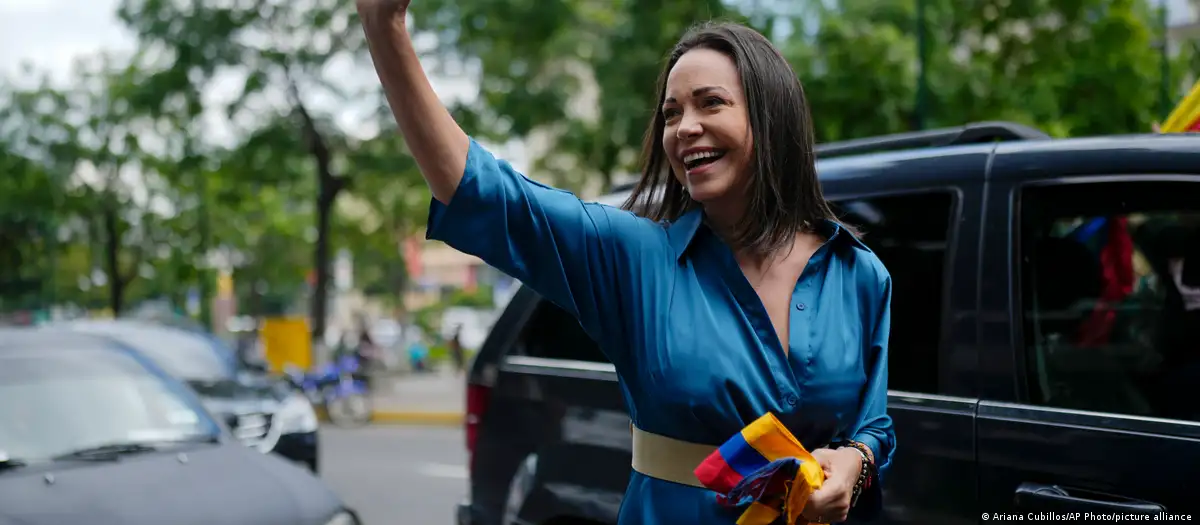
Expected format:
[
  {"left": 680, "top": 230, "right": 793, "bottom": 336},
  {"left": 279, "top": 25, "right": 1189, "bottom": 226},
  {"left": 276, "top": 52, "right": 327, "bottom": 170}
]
[
  {"left": 1161, "top": 79, "right": 1200, "bottom": 133},
  {"left": 694, "top": 413, "right": 827, "bottom": 525}
]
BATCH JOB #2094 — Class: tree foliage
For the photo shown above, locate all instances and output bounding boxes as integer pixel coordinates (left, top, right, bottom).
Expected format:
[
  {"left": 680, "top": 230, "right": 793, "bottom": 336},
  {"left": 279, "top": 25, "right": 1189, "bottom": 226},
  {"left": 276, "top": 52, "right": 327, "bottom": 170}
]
[
  {"left": 413, "top": 0, "right": 1186, "bottom": 190},
  {"left": 0, "top": 0, "right": 1191, "bottom": 327}
]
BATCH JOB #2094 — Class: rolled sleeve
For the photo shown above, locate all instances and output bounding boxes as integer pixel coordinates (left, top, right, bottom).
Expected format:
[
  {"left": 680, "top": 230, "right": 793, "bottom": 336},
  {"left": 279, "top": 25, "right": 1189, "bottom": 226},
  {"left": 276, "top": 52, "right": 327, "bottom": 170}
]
[
  {"left": 426, "top": 138, "right": 670, "bottom": 368},
  {"left": 849, "top": 275, "right": 895, "bottom": 520}
]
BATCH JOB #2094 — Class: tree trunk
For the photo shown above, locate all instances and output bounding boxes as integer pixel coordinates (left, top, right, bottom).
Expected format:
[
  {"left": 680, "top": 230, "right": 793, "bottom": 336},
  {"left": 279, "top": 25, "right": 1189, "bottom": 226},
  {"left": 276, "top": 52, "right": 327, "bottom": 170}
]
[
  {"left": 102, "top": 206, "right": 124, "bottom": 316},
  {"left": 292, "top": 88, "right": 347, "bottom": 341},
  {"left": 311, "top": 188, "right": 334, "bottom": 340}
]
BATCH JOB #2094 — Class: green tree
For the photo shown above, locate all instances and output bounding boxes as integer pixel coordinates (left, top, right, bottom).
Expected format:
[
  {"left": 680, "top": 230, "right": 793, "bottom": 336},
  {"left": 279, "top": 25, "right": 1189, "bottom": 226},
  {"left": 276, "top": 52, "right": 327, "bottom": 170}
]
[
  {"left": 414, "top": 0, "right": 1179, "bottom": 192},
  {"left": 1, "top": 58, "right": 174, "bottom": 315},
  {"left": 411, "top": 0, "right": 738, "bottom": 192},
  {"left": 116, "top": 0, "right": 383, "bottom": 337},
  {"left": 202, "top": 117, "right": 316, "bottom": 317},
  {"left": 780, "top": 2, "right": 919, "bottom": 142},
  {"left": 337, "top": 131, "right": 426, "bottom": 303},
  {"left": 0, "top": 76, "right": 74, "bottom": 311},
  {"left": 0, "top": 151, "right": 57, "bottom": 309},
  {"left": 59, "top": 54, "right": 179, "bottom": 315},
  {"left": 795, "top": 0, "right": 1174, "bottom": 138}
]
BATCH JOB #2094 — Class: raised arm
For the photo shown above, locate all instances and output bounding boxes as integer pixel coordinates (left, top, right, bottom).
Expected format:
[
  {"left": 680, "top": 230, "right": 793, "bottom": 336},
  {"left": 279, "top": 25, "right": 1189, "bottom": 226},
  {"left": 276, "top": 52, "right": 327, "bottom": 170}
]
[
  {"left": 356, "top": 1, "right": 673, "bottom": 370},
  {"left": 357, "top": 0, "right": 467, "bottom": 203}
]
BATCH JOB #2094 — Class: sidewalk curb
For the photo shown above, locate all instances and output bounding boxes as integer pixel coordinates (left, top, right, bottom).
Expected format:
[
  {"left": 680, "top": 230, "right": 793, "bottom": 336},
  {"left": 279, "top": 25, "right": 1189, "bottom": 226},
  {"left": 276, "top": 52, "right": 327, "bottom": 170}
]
[
  {"left": 372, "top": 411, "right": 463, "bottom": 426},
  {"left": 317, "top": 408, "right": 463, "bottom": 426}
]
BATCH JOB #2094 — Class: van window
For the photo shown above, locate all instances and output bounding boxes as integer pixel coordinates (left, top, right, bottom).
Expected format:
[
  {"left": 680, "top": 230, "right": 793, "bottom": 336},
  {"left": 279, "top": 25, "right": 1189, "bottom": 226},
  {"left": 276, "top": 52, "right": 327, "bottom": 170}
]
[
  {"left": 1018, "top": 179, "right": 1200, "bottom": 421},
  {"left": 518, "top": 300, "right": 608, "bottom": 363},
  {"left": 831, "top": 191, "right": 957, "bottom": 395}
]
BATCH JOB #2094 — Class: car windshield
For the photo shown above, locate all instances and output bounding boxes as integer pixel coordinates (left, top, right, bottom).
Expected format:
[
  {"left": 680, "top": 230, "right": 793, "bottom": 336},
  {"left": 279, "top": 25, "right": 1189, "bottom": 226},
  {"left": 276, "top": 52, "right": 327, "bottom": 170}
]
[
  {"left": 0, "top": 348, "right": 219, "bottom": 463},
  {"left": 70, "top": 324, "right": 235, "bottom": 382}
]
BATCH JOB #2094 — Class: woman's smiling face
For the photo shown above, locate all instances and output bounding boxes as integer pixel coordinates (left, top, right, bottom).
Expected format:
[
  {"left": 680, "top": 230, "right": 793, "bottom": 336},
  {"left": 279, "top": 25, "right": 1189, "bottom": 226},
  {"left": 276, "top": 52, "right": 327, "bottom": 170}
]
[{"left": 661, "top": 47, "right": 753, "bottom": 206}]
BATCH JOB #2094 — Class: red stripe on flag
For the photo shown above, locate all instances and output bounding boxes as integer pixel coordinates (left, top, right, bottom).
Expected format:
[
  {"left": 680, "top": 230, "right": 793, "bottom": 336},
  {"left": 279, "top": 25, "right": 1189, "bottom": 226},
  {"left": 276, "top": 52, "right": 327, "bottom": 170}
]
[{"left": 695, "top": 450, "right": 745, "bottom": 494}]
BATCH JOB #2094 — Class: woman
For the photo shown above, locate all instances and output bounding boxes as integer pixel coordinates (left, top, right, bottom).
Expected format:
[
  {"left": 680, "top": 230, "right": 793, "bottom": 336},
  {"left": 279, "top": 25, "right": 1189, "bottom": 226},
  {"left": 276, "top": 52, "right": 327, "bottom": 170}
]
[{"left": 357, "top": 1, "right": 894, "bottom": 523}]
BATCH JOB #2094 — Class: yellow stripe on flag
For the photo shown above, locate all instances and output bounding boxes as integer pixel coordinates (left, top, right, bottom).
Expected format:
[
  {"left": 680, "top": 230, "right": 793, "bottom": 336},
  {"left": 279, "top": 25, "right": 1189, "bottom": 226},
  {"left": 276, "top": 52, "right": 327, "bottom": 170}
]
[
  {"left": 1162, "top": 80, "right": 1200, "bottom": 133},
  {"left": 737, "top": 502, "right": 781, "bottom": 525},
  {"left": 736, "top": 413, "right": 827, "bottom": 525},
  {"left": 743, "top": 413, "right": 814, "bottom": 463}
]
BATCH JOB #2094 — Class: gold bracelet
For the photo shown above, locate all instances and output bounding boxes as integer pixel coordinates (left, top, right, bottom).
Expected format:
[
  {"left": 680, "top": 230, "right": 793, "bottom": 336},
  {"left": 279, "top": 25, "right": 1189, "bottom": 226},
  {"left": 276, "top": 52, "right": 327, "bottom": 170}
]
[
  {"left": 847, "top": 440, "right": 874, "bottom": 465},
  {"left": 849, "top": 447, "right": 869, "bottom": 507}
]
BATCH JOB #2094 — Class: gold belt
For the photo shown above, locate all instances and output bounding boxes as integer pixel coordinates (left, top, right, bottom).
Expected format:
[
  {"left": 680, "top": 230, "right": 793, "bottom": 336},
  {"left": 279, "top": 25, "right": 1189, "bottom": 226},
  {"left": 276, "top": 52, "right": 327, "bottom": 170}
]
[{"left": 630, "top": 424, "right": 717, "bottom": 489}]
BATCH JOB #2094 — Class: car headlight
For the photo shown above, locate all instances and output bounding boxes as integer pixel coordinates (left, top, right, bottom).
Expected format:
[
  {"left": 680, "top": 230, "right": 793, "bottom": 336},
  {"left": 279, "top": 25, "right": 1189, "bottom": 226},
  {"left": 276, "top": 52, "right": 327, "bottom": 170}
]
[
  {"left": 324, "top": 511, "right": 358, "bottom": 525},
  {"left": 275, "top": 393, "right": 319, "bottom": 434}
]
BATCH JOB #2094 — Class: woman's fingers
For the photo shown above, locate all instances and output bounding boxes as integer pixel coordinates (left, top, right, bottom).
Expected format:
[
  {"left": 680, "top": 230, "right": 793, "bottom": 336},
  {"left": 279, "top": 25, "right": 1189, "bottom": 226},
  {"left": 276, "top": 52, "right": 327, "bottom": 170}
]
[
  {"left": 804, "top": 480, "right": 853, "bottom": 522},
  {"left": 801, "top": 488, "right": 830, "bottom": 521},
  {"left": 812, "top": 448, "right": 837, "bottom": 470}
]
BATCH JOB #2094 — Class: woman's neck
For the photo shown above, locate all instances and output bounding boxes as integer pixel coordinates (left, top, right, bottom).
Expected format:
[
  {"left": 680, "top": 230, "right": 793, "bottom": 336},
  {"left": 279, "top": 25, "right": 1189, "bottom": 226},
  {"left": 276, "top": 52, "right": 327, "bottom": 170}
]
[
  {"left": 703, "top": 205, "right": 779, "bottom": 271},
  {"left": 701, "top": 198, "right": 744, "bottom": 245}
]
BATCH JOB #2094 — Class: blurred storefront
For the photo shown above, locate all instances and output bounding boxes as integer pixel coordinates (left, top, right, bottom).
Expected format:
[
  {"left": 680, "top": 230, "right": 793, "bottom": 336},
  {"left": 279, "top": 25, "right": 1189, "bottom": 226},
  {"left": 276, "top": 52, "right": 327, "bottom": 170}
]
[
  {"left": 1166, "top": 0, "right": 1198, "bottom": 41},
  {"left": 401, "top": 234, "right": 519, "bottom": 312}
]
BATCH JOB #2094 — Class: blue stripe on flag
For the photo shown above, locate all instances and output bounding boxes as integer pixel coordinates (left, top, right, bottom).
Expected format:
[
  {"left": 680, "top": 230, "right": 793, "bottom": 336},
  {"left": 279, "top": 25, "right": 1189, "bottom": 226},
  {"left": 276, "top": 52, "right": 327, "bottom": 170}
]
[{"left": 717, "top": 431, "right": 770, "bottom": 478}]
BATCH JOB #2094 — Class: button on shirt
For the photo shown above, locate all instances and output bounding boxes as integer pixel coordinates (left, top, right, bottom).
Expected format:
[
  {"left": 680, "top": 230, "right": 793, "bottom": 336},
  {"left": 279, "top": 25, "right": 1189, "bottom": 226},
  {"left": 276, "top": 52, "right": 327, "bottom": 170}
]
[{"left": 428, "top": 139, "right": 896, "bottom": 524}]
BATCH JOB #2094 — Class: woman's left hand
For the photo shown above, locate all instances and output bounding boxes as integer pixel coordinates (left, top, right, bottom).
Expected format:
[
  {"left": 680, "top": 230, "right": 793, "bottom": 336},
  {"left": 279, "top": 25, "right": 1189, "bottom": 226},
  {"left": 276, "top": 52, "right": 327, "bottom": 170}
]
[{"left": 800, "top": 448, "right": 862, "bottom": 523}]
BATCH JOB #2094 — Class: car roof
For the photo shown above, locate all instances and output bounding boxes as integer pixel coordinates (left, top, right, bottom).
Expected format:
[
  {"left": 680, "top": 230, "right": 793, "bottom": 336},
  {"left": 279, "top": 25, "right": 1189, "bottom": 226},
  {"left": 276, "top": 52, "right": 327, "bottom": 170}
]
[
  {"left": 991, "top": 133, "right": 1200, "bottom": 180},
  {"left": 590, "top": 132, "right": 1196, "bottom": 204},
  {"left": 992, "top": 133, "right": 1192, "bottom": 155},
  {"left": 41, "top": 320, "right": 237, "bottom": 378},
  {"left": 50, "top": 319, "right": 229, "bottom": 354},
  {"left": 54, "top": 318, "right": 200, "bottom": 336},
  {"left": 0, "top": 326, "right": 130, "bottom": 355},
  {"left": 592, "top": 142, "right": 998, "bottom": 206},
  {"left": 815, "top": 142, "right": 996, "bottom": 184}
]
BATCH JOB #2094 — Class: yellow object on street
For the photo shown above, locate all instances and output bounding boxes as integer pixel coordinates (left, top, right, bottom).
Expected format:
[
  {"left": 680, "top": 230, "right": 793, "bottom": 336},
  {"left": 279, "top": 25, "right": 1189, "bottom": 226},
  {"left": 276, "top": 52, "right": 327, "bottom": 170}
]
[
  {"left": 216, "top": 272, "right": 234, "bottom": 299},
  {"left": 1161, "top": 79, "right": 1200, "bottom": 133},
  {"left": 260, "top": 317, "right": 312, "bottom": 372}
]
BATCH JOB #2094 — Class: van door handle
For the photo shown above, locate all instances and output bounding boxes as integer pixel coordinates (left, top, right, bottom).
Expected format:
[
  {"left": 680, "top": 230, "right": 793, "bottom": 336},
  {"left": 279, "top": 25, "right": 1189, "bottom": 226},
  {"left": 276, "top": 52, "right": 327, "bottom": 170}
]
[{"left": 1014, "top": 482, "right": 1164, "bottom": 514}]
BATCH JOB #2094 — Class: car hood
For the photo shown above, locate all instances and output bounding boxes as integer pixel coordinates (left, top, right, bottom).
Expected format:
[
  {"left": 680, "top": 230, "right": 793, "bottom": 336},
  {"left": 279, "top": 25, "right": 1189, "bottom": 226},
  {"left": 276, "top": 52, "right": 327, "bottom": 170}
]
[
  {"left": 0, "top": 442, "right": 342, "bottom": 525},
  {"left": 187, "top": 377, "right": 278, "bottom": 401},
  {"left": 188, "top": 378, "right": 282, "bottom": 416}
]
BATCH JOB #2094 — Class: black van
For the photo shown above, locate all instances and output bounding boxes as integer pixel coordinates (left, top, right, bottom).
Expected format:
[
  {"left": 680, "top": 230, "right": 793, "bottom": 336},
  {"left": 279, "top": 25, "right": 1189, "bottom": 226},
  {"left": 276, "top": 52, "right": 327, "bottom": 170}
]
[{"left": 456, "top": 123, "right": 1200, "bottom": 525}]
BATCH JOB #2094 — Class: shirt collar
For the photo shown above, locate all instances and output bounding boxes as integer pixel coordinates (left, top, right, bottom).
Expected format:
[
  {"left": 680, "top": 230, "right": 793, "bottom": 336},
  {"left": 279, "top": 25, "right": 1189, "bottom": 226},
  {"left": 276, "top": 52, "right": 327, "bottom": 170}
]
[
  {"left": 666, "top": 209, "right": 705, "bottom": 260},
  {"left": 666, "top": 209, "right": 868, "bottom": 261},
  {"left": 820, "top": 218, "right": 870, "bottom": 252}
]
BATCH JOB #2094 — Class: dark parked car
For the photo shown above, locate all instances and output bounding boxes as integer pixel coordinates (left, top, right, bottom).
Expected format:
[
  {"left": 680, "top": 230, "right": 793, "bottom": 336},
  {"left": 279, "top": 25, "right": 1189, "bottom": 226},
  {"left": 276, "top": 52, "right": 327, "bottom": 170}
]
[
  {"left": 0, "top": 328, "right": 357, "bottom": 525},
  {"left": 55, "top": 319, "right": 321, "bottom": 472},
  {"left": 457, "top": 123, "right": 1200, "bottom": 525}
]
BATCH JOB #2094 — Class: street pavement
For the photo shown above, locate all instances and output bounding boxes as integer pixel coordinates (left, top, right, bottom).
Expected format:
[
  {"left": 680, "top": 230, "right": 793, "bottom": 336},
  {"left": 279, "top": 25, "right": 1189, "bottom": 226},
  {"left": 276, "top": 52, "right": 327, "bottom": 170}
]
[
  {"left": 371, "top": 366, "right": 466, "bottom": 417},
  {"left": 320, "top": 425, "right": 467, "bottom": 525}
]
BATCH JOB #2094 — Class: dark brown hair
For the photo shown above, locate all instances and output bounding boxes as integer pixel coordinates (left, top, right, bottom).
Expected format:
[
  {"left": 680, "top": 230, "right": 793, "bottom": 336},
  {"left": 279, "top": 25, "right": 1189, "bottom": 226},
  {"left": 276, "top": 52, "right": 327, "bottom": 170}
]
[{"left": 622, "top": 21, "right": 843, "bottom": 255}]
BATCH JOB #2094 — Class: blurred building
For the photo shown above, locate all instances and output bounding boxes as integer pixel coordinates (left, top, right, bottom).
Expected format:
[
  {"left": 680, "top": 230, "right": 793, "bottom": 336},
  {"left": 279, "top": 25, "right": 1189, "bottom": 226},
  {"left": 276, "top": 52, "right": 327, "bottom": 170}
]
[
  {"left": 1166, "top": 0, "right": 1199, "bottom": 91},
  {"left": 397, "top": 137, "right": 559, "bottom": 314},
  {"left": 1167, "top": 0, "right": 1199, "bottom": 51},
  {"left": 1168, "top": 0, "right": 1198, "bottom": 32},
  {"left": 402, "top": 234, "right": 518, "bottom": 311}
]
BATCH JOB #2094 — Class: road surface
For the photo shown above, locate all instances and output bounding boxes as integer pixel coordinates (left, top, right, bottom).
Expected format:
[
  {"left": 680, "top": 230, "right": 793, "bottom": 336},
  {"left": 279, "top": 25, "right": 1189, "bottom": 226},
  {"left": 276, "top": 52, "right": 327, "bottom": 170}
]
[{"left": 320, "top": 425, "right": 468, "bottom": 525}]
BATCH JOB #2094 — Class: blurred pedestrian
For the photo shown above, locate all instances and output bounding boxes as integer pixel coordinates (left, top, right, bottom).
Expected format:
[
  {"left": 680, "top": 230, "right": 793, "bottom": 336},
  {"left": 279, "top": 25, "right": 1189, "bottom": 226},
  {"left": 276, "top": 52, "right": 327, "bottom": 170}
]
[
  {"left": 355, "top": 326, "right": 377, "bottom": 391},
  {"left": 357, "top": 324, "right": 378, "bottom": 367},
  {"left": 448, "top": 325, "right": 465, "bottom": 374},
  {"left": 406, "top": 338, "right": 429, "bottom": 373},
  {"left": 332, "top": 334, "right": 355, "bottom": 362},
  {"left": 359, "top": 3, "right": 890, "bottom": 523}
]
